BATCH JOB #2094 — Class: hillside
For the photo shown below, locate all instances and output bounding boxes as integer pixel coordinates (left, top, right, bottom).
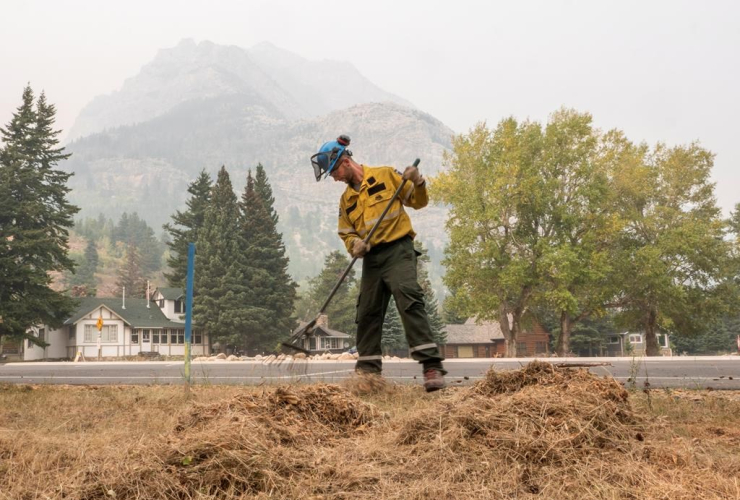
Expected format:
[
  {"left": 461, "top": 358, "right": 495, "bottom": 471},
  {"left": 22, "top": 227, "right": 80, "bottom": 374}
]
[{"left": 63, "top": 40, "right": 454, "bottom": 282}]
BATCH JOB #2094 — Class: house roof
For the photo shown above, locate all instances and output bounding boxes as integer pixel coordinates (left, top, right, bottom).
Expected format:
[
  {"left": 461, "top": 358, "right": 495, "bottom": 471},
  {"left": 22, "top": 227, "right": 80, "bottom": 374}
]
[
  {"left": 64, "top": 298, "right": 185, "bottom": 328},
  {"left": 293, "top": 322, "right": 351, "bottom": 339},
  {"left": 155, "top": 287, "right": 184, "bottom": 300},
  {"left": 445, "top": 320, "right": 505, "bottom": 344}
]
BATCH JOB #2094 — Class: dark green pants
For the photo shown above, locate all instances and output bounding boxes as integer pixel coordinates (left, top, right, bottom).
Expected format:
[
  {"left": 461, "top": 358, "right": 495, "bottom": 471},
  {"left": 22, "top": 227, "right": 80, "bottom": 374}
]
[{"left": 355, "top": 236, "right": 446, "bottom": 374}]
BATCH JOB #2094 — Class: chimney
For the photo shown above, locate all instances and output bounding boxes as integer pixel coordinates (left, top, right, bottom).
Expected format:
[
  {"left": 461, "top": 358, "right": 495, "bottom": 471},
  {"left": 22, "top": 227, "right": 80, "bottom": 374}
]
[
  {"left": 122, "top": 286, "right": 126, "bottom": 310},
  {"left": 146, "top": 281, "right": 150, "bottom": 308},
  {"left": 316, "top": 314, "right": 329, "bottom": 329}
]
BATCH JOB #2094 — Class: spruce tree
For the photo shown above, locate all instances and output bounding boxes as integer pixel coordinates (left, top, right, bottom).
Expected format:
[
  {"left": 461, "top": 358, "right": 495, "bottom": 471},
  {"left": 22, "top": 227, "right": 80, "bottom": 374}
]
[
  {"left": 239, "top": 165, "right": 297, "bottom": 350},
  {"left": 116, "top": 241, "right": 147, "bottom": 298},
  {"left": 195, "top": 166, "right": 268, "bottom": 349},
  {"left": 69, "top": 239, "right": 99, "bottom": 296},
  {"left": 305, "top": 251, "right": 358, "bottom": 337},
  {"left": 0, "top": 86, "right": 79, "bottom": 346},
  {"left": 381, "top": 301, "right": 406, "bottom": 353},
  {"left": 414, "top": 240, "right": 447, "bottom": 345},
  {"left": 163, "top": 170, "right": 212, "bottom": 287}
]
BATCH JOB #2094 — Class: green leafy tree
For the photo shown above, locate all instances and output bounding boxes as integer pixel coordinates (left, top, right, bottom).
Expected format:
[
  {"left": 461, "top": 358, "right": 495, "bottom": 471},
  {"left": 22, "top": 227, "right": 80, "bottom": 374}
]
[
  {"left": 194, "top": 167, "right": 268, "bottom": 348},
  {"left": 239, "top": 165, "right": 297, "bottom": 350},
  {"left": 535, "top": 110, "right": 617, "bottom": 355},
  {"left": 0, "top": 86, "right": 79, "bottom": 347},
  {"left": 163, "top": 170, "right": 212, "bottom": 287},
  {"left": 303, "top": 251, "right": 358, "bottom": 338},
  {"left": 611, "top": 137, "right": 733, "bottom": 355},
  {"left": 434, "top": 118, "right": 544, "bottom": 356}
]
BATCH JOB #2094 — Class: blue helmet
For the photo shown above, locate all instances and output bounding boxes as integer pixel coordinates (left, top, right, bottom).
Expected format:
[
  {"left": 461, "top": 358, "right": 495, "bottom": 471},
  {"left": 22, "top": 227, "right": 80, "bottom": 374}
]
[{"left": 311, "top": 134, "right": 352, "bottom": 181}]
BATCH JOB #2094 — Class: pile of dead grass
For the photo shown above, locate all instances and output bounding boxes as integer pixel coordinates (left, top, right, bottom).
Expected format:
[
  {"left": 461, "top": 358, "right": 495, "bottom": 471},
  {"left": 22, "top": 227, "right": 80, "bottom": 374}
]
[{"left": 3, "top": 363, "right": 740, "bottom": 499}]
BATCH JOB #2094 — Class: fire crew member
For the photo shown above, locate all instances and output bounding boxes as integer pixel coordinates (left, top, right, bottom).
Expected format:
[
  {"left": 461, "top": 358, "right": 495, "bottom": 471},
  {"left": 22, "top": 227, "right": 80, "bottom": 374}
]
[{"left": 311, "top": 135, "right": 446, "bottom": 392}]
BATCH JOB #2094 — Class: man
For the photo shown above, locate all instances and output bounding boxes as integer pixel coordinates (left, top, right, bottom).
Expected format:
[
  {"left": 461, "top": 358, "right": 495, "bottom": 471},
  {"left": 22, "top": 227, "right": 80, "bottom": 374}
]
[{"left": 311, "top": 135, "right": 446, "bottom": 392}]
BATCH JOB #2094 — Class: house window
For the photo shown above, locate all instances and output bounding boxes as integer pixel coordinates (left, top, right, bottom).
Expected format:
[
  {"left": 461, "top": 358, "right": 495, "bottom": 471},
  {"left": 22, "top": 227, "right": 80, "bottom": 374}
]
[
  {"left": 85, "top": 324, "right": 118, "bottom": 343},
  {"left": 69, "top": 327, "right": 75, "bottom": 340},
  {"left": 517, "top": 342, "right": 527, "bottom": 355},
  {"left": 608, "top": 336, "right": 621, "bottom": 344},
  {"left": 194, "top": 332, "right": 202, "bottom": 344},
  {"left": 142, "top": 329, "right": 150, "bottom": 342},
  {"left": 323, "top": 338, "right": 340, "bottom": 349},
  {"left": 27, "top": 338, "right": 33, "bottom": 348},
  {"left": 534, "top": 341, "right": 547, "bottom": 354},
  {"left": 153, "top": 331, "right": 160, "bottom": 343},
  {"left": 132, "top": 329, "right": 139, "bottom": 344},
  {"left": 178, "top": 329, "right": 185, "bottom": 345},
  {"left": 159, "top": 299, "right": 164, "bottom": 308},
  {"left": 457, "top": 345, "right": 474, "bottom": 358},
  {"left": 38, "top": 328, "right": 45, "bottom": 342},
  {"left": 309, "top": 337, "right": 317, "bottom": 350},
  {"left": 628, "top": 334, "right": 643, "bottom": 344},
  {"left": 170, "top": 329, "right": 177, "bottom": 344}
]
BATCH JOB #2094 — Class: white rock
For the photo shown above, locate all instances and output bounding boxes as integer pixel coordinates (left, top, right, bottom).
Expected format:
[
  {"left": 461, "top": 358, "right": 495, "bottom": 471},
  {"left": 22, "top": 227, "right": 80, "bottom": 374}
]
[
  {"left": 255, "top": 354, "right": 263, "bottom": 360},
  {"left": 329, "top": 353, "right": 341, "bottom": 360},
  {"left": 227, "top": 354, "right": 239, "bottom": 361},
  {"left": 294, "top": 353, "right": 307, "bottom": 360},
  {"left": 215, "top": 353, "right": 227, "bottom": 360},
  {"left": 338, "top": 353, "right": 354, "bottom": 361}
]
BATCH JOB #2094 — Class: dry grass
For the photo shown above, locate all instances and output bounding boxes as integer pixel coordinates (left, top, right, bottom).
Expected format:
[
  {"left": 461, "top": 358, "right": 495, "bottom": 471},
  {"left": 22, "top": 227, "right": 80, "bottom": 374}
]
[{"left": 1, "top": 362, "right": 739, "bottom": 499}]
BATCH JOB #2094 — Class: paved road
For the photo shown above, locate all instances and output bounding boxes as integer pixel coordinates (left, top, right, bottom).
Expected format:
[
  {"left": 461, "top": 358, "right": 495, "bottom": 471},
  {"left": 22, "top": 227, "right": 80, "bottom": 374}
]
[{"left": 1, "top": 357, "right": 739, "bottom": 389}]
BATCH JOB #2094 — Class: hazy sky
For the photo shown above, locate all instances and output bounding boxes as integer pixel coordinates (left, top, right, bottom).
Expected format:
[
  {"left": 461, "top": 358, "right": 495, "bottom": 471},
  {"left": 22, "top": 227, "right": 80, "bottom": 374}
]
[{"left": 1, "top": 0, "right": 737, "bottom": 214}]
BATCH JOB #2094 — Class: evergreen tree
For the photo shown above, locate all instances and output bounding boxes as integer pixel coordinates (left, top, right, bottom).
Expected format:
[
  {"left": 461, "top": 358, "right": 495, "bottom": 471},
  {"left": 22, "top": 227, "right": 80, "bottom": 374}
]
[
  {"left": 112, "top": 212, "right": 162, "bottom": 274},
  {"left": 381, "top": 301, "right": 406, "bottom": 353},
  {"left": 415, "top": 240, "right": 447, "bottom": 345},
  {"left": 239, "top": 165, "right": 297, "bottom": 350},
  {"left": 0, "top": 86, "right": 79, "bottom": 346},
  {"left": 163, "top": 170, "right": 212, "bottom": 287},
  {"left": 69, "top": 239, "right": 98, "bottom": 295},
  {"left": 304, "top": 251, "right": 358, "bottom": 337},
  {"left": 116, "top": 241, "right": 147, "bottom": 298},
  {"left": 194, "top": 166, "right": 268, "bottom": 348}
]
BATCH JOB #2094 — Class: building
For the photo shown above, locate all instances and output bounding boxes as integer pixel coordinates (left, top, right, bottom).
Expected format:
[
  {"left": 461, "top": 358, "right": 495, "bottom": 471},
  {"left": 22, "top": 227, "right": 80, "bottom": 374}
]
[
  {"left": 17, "top": 287, "right": 209, "bottom": 361},
  {"left": 605, "top": 332, "right": 672, "bottom": 357},
  {"left": 443, "top": 317, "right": 550, "bottom": 358},
  {"left": 292, "top": 315, "right": 352, "bottom": 354}
]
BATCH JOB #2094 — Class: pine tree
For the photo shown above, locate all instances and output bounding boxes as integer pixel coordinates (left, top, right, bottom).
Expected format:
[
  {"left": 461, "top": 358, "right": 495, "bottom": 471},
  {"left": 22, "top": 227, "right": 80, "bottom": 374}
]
[
  {"left": 305, "top": 251, "right": 358, "bottom": 337},
  {"left": 239, "top": 165, "right": 297, "bottom": 350},
  {"left": 163, "top": 170, "right": 212, "bottom": 287},
  {"left": 112, "top": 212, "right": 162, "bottom": 274},
  {"left": 116, "top": 241, "right": 147, "bottom": 298},
  {"left": 414, "top": 240, "right": 447, "bottom": 345},
  {"left": 381, "top": 301, "right": 406, "bottom": 353},
  {"left": 0, "top": 86, "right": 79, "bottom": 346},
  {"left": 69, "top": 239, "right": 99, "bottom": 295},
  {"left": 194, "top": 166, "right": 269, "bottom": 348}
]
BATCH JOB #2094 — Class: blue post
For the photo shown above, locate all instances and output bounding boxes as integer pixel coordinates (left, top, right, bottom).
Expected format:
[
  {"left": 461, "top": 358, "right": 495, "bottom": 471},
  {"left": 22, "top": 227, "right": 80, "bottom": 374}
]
[{"left": 184, "top": 242, "right": 195, "bottom": 386}]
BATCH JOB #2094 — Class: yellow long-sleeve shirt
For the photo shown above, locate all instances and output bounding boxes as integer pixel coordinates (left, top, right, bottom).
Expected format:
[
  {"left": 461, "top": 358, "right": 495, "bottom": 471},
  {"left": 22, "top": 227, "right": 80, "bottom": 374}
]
[{"left": 337, "top": 165, "right": 428, "bottom": 253}]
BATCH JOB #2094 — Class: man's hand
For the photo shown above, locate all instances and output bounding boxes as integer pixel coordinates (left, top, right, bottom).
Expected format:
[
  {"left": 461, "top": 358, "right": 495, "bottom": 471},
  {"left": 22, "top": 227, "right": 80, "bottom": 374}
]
[
  {"left": 402, "top": 165, "right": 424, "bottom": 186},
  {"left": 351, "top": 239, "right": 371, "bottom": 258}
]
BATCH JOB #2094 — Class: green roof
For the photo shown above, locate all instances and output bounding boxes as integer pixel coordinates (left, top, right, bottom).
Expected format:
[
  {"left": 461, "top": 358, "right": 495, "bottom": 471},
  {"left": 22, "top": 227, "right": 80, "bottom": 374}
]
[
  {"left": 156, "top": 287, "right": 184, "bottom": 300},
  {"left": 64, "top": 298, "right": 186, "bottom": 328}
]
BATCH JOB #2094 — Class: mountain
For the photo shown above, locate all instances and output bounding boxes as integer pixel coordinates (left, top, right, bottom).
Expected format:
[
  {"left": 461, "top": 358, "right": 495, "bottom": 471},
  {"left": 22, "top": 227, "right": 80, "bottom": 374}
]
[
  {"left": 68, "top": 39, "right": 412, "bottom": 141},
  {"left": 63, "top": 40, "right": 454, "bottom": 283}
]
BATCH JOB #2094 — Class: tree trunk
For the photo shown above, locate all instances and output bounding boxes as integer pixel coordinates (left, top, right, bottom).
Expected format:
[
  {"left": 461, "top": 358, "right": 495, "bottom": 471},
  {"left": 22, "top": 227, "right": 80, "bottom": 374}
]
[
  {"left": 556, "top": 311, "right": 572, "bottom": 356},
  {"left": 499, "top": 305, "right": 516, "bottom": 358},
  {"left": 644, "top": 308, "right": 660, "bottom": 356}
]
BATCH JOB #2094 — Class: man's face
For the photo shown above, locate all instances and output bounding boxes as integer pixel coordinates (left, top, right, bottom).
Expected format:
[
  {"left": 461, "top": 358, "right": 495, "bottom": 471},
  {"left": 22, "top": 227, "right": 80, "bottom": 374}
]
[{"left": 329, "top": 159, "right": 350, "bottom": 183}]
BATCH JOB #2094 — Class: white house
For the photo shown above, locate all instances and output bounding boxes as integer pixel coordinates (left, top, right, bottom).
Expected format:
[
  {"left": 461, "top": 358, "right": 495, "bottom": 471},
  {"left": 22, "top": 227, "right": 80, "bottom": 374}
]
[{"left": 20, "top": 287, "right": 209, "bottom": 361}]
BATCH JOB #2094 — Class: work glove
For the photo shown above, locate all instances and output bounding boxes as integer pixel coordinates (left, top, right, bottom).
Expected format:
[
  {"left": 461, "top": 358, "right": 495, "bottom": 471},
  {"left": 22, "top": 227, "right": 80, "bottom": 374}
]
[
  {"left": 402, "top": 165, "right": 425, "bottom": 186},
  {"left": 351, "top": 239, "right": 371, "bottom": 258}
]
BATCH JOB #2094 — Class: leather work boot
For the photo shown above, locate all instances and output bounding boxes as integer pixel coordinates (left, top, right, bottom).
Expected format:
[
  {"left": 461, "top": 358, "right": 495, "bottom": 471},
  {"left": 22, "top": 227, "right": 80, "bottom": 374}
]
[{"left": 423, "top": 368, "right": 446, "bottom": 392}]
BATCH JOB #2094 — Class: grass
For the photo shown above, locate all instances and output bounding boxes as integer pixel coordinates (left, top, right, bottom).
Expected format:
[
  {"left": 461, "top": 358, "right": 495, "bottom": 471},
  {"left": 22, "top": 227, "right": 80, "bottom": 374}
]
[{"left": 1, "top": 363, "right": 739, "bottom": 499}]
